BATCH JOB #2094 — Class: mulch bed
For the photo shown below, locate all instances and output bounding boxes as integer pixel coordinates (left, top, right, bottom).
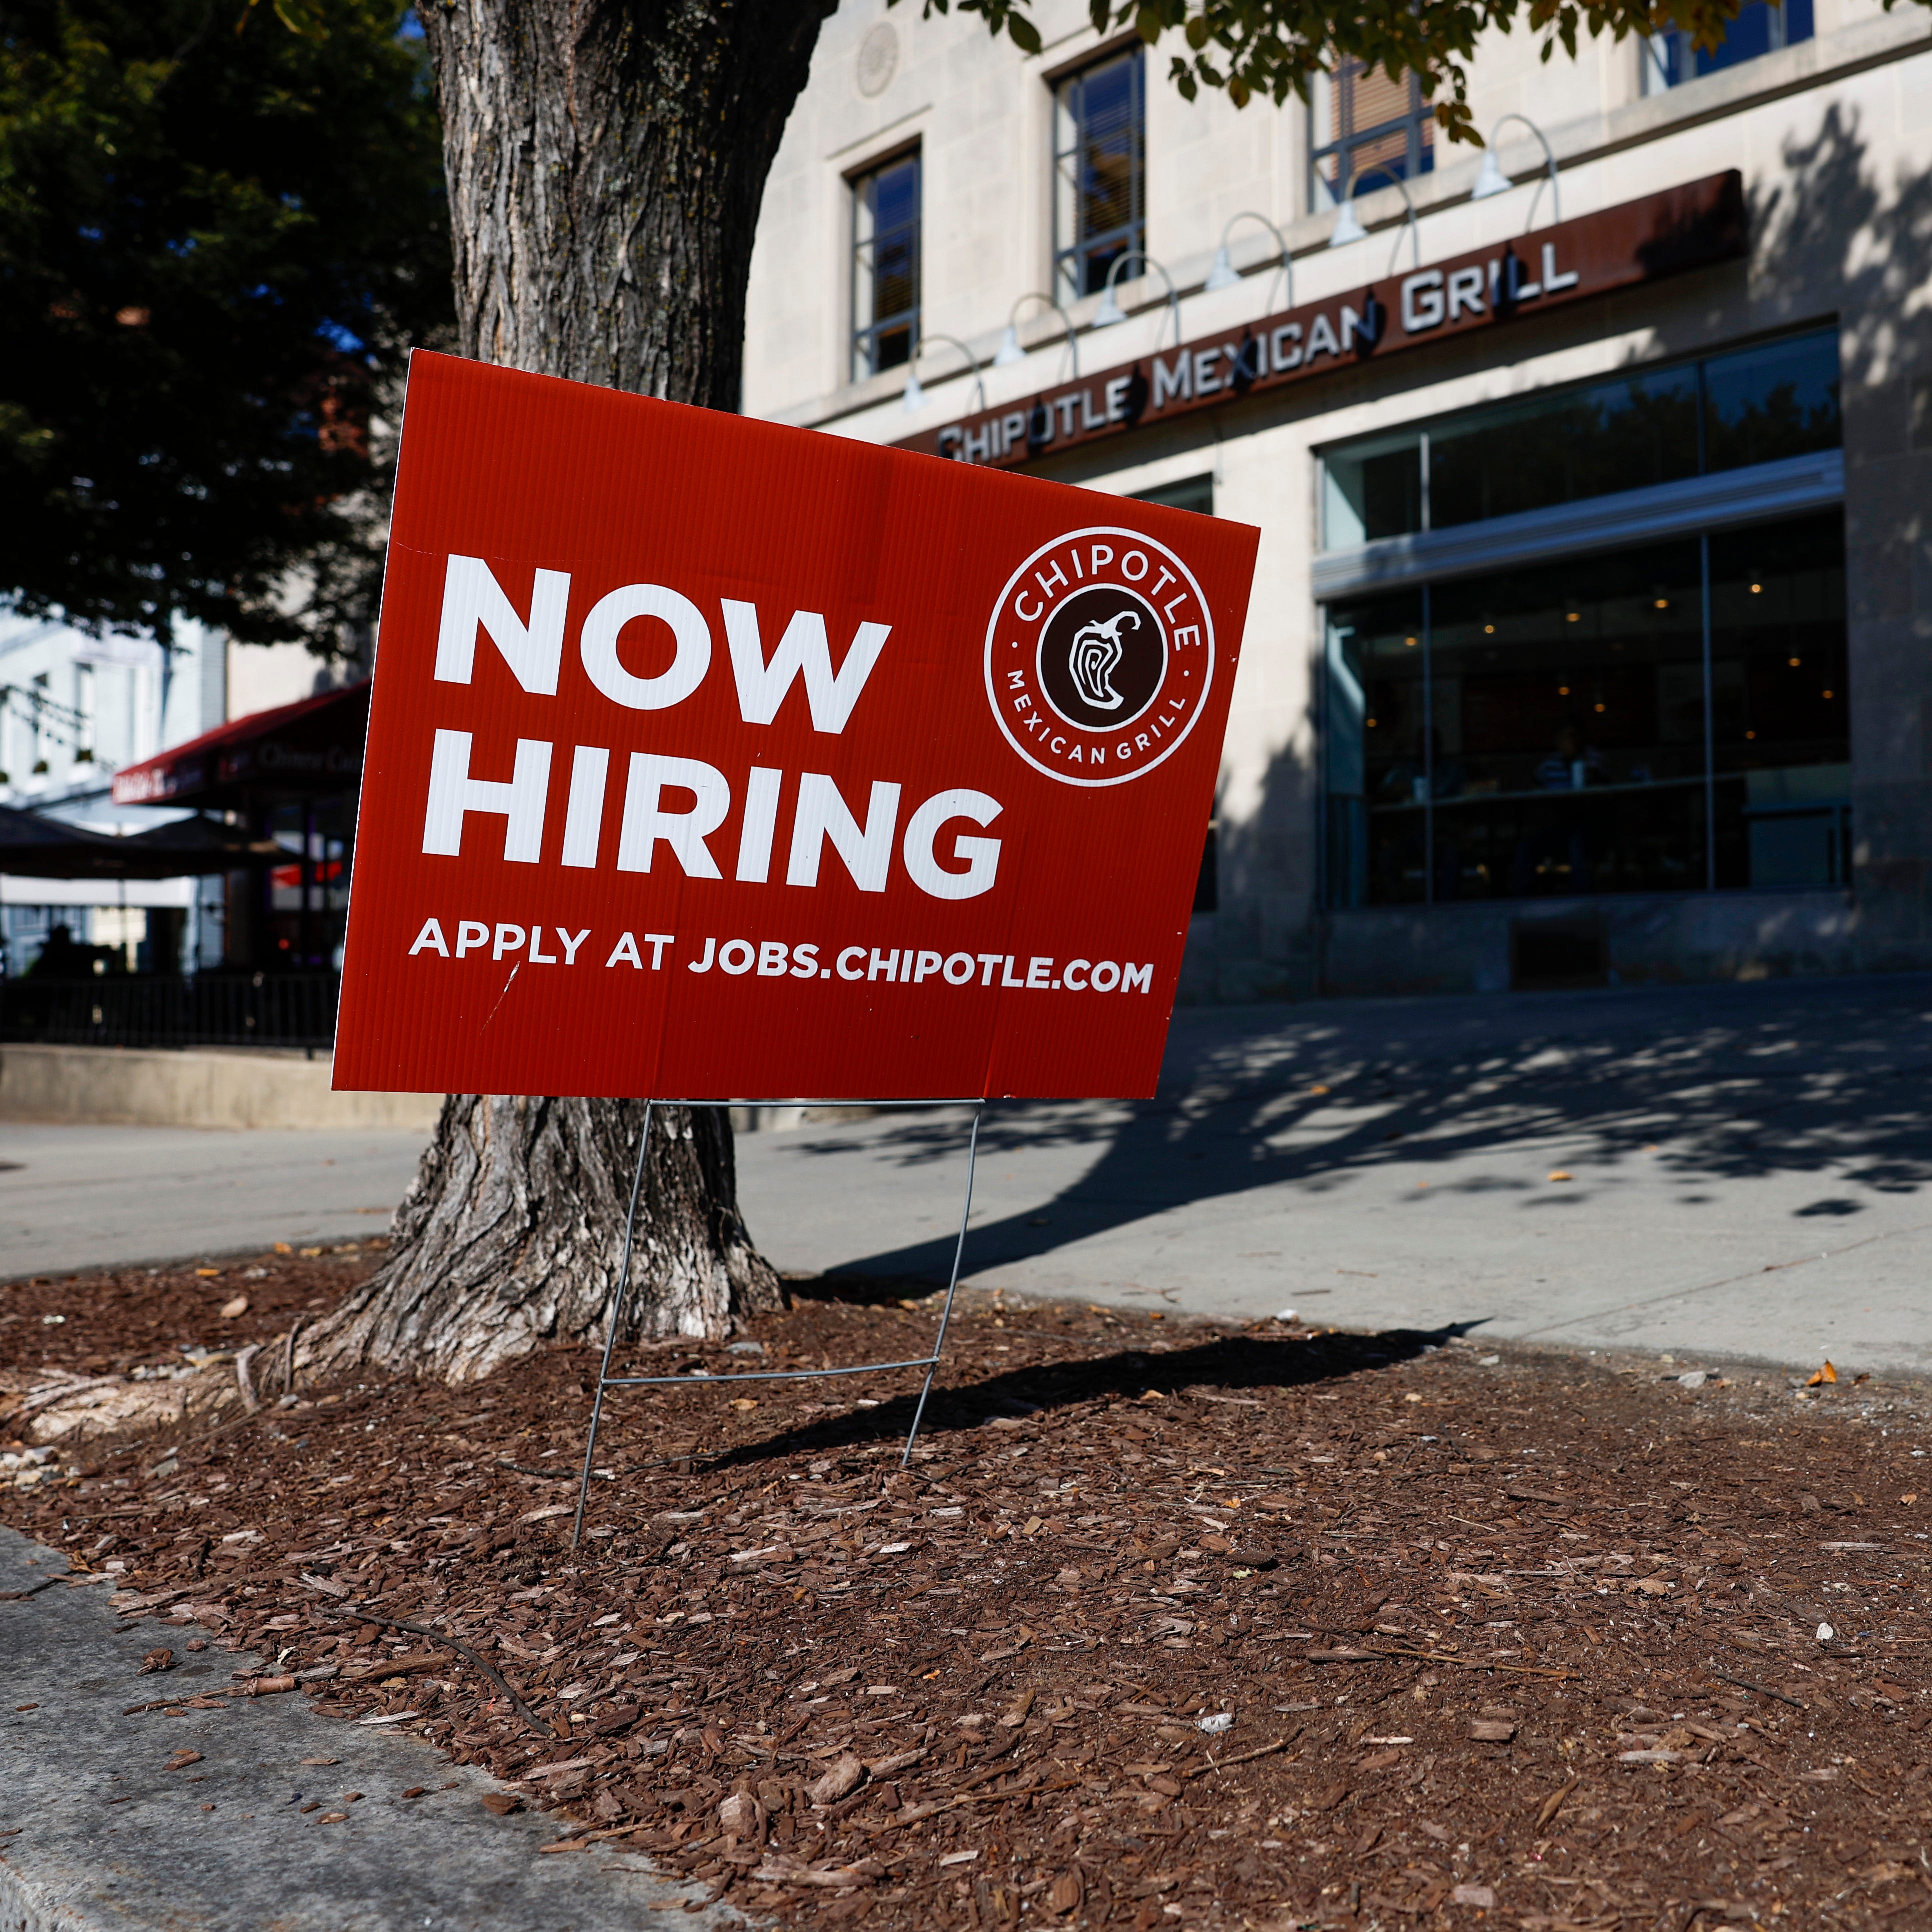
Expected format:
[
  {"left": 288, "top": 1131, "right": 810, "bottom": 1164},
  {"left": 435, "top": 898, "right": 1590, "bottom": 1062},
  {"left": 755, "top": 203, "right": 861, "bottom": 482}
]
[{"left": 4, "top": 1250, "right": 1930, "bottom": 1930}]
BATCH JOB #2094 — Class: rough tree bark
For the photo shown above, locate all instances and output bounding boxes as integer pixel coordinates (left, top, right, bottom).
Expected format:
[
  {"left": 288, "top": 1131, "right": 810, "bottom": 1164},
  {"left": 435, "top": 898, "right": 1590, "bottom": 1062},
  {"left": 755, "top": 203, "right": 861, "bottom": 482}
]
[
  {"left": 306, "top": 0, "right": 836, "bottom": 1379},
  {"left": 310, "top": 1098, "right": 772, "bottom": 1381}
]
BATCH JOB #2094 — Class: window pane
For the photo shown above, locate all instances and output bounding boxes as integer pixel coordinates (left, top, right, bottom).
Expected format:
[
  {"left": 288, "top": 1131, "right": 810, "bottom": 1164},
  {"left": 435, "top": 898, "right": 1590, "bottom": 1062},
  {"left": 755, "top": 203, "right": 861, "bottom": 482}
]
[
  {"left": 1426, "top": 542, "right": 1708, "bottom": 900},
  {"left": 1702, "top": 330, "right": 1840, "bottom": 473},
  {"left": 1055, "top": 50, "right": 1145, "bottom": 303},
  {"left": 852, "top": 154, "right": 920, "bottom": 382},
  {"left": 1324, "top": 435, "right": 1422, "bottom": 547},
  {"left": 1324, "top": 594, "right": 1428, "bottom": 907},
  {"left": 1647, "top": 0, "right": 1812, "bottom": 89},
  {"left": 1312, "top": 58, "right": 1432, "bottom": 202},
  {"left": 1430, "top": 368, "right": 1700, "bottom": 528},
  {"left": 1133, "top": 475, "right": 1214, "bottom": 516},
  {"left": 1708, "top": 513, "right": 1848, "bottom": 888}
]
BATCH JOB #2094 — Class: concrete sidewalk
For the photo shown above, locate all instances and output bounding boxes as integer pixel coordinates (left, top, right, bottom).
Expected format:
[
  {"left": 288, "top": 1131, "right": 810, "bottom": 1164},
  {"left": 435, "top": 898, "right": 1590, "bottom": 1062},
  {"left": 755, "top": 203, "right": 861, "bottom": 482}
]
[
  {"left": 8, "top": 973, "right": 1932, "bottom": 1376},
  {"left": 0, "top": 1528, "right": 724, "bottom": 1932},
  {"left": 0, "top": 1121, "right": 426, "bottom": 1279},
  {"left": 734, "top": 972, "right": 1932, "bottom": 1379}
]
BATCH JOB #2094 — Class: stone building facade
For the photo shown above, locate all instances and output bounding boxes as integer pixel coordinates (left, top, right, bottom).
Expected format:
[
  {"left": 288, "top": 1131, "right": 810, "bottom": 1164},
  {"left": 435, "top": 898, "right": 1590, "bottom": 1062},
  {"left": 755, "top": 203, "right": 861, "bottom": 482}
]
[{"left": 745, "top": 0, "right": 1932, "bottom": 997}]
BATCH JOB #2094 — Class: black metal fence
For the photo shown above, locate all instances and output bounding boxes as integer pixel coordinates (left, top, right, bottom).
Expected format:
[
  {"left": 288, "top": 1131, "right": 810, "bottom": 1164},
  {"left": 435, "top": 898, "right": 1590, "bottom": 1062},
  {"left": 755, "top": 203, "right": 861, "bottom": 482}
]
[{"left": 0, "top": 972, "right": 341, "bottom": 1050}]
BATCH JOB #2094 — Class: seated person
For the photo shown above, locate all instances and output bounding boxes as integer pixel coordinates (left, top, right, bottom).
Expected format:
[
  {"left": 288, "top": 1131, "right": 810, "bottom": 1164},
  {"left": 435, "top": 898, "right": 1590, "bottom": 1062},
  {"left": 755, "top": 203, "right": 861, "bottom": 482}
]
[{"left": 1536, "top": 723, "right": 1608, "bottom": 791}]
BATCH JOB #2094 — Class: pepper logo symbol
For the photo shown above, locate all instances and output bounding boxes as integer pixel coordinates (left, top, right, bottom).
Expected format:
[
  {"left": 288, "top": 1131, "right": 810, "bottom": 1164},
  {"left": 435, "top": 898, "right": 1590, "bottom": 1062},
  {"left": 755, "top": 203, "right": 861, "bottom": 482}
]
[{"left": 1068, "top": 608, "right": 1140, "bottom": 712}]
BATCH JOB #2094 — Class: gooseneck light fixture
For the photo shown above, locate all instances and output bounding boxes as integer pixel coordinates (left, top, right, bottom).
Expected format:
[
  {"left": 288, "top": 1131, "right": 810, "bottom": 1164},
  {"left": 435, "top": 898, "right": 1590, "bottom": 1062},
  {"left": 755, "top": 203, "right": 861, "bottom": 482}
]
[
  {"left": 1470, "top": 112, "right": 1562, "bottom": 228},
  {"left": 1204, "top": 210, "right": 1295, "bottom": 312},
  {"left": 901, "top": 332, "right": 988, "bottom": 416},
  {"left": 1327, "top": 168, "right": 1422, "bottom": 275},
  {"left": 994, "top": 292, "right": 1080, "bottom": 380},
  {"left": 1090, "top": 250, "right": 1182, "bottom": 350}
]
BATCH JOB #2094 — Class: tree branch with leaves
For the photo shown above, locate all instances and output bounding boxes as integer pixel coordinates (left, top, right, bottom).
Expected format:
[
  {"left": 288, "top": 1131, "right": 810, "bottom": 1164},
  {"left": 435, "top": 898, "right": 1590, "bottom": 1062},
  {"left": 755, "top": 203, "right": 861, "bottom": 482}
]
[{"left": 916, "top": 0, "right": 1923, "bottom": 140}]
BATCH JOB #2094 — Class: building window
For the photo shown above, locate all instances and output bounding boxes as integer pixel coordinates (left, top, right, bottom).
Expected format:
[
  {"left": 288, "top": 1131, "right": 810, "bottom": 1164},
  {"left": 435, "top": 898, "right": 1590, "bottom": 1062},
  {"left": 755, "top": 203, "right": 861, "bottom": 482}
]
[
  {"left": 1321, "top": 328, "right": 1842, "bottom": 550},
  {"left": 1321, "top": 332, "right": 1849, "bottom": 910},
  {"left": 851, "top": 149, "right": 920, "bottom": 383},
  {"left": 1310, "top": 58, "right": 1434, "bottom": 210},
  {"left": 1132, "top": 474, "right": 1214, "bottom": 518},
  {"left": 1642, "top": 0, "right": 1813, "bottom": 90},
  {"left": 1322, "top": 514, "right": 1849, "bottom": 910},
  {"left": 1054, "top": 48, "right": 1145, "bottom": 304}
]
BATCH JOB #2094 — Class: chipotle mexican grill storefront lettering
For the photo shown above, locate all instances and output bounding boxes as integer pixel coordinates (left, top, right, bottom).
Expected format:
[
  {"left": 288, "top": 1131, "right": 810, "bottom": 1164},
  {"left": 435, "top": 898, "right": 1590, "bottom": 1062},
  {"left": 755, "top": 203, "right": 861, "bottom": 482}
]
[{"left": 895, "top": 174, "right": 1747, "bottom": 472}]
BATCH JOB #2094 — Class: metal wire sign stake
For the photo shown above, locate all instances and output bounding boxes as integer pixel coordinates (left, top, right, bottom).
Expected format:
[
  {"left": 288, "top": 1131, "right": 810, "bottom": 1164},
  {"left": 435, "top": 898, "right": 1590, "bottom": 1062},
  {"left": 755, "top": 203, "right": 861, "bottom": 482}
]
[{"left": 572, "top": 1099, "right": 984, "bottom": 1552}]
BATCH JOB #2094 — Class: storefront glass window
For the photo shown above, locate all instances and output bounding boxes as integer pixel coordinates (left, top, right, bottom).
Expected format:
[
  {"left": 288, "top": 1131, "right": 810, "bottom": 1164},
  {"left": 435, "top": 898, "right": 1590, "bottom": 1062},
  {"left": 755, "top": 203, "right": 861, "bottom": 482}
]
[
  {"left": 1702, "top": 331, "right": 1841, "bottom": 473},
  {"left": 1429, "top": 366, "right": 1700, "bottom": 528},
  {"left": 1709, "top": 514, "right": 1850, "bottom": 887},
  {"left": 1322, "top": 514, "right": 1849, "bottom": 908},
  {"left": 1320, "top": 328, "right": 1840, "bottom": 548},
  {"left": 1322, "top": 432, "right": 1423, "bottom": 549},
  {"left": 1427, "top": 542, "right": 1708, "bottom": 902},
  {"left": 1324, "top": 592, "right": 1428, "bottom": 906}
]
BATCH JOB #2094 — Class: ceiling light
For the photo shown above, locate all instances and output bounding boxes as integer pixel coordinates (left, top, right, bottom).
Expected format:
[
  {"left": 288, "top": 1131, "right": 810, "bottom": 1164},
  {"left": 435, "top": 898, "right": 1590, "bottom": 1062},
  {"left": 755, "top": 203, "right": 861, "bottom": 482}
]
[
  {"left": 1750, "top": 582, "right": 1762, "bottom": 593},
  {"left": 1654, "top": 598, "right": 1669, "bottom": 610},
  {"left": 1790, "top": 656, "right": 1802, "bottom": 668}
]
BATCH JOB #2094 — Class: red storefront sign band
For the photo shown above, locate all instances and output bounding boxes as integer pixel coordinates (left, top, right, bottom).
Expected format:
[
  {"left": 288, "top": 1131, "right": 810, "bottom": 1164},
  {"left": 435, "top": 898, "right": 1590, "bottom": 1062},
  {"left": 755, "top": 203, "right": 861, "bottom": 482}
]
[{"left": 334, "top": 352, "right": 1259, "bottom": 1104}]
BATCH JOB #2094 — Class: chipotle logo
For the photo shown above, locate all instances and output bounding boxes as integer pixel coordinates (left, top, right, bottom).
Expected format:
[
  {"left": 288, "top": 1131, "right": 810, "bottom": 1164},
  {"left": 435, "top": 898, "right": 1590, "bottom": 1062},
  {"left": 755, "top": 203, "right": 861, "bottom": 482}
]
[{"left": 984, "top": 526, "right": 1214, "bottom": 788}]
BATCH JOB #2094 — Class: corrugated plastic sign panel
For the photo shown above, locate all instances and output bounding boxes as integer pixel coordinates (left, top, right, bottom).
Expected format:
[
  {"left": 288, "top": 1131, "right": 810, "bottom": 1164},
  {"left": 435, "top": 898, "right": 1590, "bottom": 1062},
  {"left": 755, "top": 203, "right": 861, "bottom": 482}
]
[{"left": 333, "top": 352, "right": 1258, "bottom": 1102}]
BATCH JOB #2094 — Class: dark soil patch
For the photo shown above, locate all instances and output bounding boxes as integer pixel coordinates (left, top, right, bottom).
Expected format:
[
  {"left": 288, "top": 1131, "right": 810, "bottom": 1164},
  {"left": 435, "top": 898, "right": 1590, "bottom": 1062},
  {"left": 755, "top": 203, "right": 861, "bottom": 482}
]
[{"left": 4, "top": 1257, "right": 1930, "bottom": 1930}]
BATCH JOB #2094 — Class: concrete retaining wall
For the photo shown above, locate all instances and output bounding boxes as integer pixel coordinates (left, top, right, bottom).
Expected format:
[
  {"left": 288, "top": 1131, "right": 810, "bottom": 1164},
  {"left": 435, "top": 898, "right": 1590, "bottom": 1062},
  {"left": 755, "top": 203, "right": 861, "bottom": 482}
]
[{"left": 0, "top": 1044, "right": 444, "bottom": 1132}]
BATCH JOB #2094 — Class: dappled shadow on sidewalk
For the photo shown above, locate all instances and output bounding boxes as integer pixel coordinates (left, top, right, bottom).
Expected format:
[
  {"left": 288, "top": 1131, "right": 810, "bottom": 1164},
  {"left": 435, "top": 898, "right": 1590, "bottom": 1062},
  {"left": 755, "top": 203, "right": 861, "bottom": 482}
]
[{"left": 770, "top": 972, "right": 1932, "bottom": 1286}]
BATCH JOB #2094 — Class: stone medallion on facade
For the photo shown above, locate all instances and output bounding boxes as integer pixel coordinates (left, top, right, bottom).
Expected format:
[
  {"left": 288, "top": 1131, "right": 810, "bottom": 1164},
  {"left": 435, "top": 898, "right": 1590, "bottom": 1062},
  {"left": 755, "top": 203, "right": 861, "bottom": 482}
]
[{"left": 854, "top": 22, "right": 899, "bottom": 98}]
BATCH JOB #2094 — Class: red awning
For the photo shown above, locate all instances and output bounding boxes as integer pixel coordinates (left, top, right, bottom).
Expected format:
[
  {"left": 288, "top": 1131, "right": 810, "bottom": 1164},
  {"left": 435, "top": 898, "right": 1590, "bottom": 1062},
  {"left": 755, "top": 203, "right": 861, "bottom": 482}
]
[{"left": 112, "top": 680, "right": 370, "bottom": 808}]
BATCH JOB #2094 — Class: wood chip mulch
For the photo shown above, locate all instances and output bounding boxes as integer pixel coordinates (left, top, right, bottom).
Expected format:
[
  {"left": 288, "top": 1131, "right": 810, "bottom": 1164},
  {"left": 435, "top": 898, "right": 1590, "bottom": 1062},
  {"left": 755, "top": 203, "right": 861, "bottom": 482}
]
[{"left": 4, "top": 1250, "right": 1930, "bottom": 1930}]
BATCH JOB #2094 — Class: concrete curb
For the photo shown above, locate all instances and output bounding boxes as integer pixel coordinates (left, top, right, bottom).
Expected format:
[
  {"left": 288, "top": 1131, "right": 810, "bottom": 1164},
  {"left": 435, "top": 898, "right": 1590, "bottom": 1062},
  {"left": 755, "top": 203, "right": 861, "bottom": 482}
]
[{"left": 0, "top": 1528, "right": 737, "bottom": 1931}]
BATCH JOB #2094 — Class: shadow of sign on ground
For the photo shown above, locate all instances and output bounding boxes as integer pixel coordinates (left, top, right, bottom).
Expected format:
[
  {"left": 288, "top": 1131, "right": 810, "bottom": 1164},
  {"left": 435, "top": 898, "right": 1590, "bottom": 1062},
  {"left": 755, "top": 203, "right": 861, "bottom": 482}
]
[{"left": 698, "top": 1324, "right": 1480, "bottom": 1473}]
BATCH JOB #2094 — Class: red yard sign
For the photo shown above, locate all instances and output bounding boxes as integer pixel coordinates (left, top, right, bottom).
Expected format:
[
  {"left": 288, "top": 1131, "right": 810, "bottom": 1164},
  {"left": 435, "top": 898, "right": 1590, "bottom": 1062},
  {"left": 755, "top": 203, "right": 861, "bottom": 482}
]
[{"left": 333, "top": 352, "right": 1258, "bottom": 1102}]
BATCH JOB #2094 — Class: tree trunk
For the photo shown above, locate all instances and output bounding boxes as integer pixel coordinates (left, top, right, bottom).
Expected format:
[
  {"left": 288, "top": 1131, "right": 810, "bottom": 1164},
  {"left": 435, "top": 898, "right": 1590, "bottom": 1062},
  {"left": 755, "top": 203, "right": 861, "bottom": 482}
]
[
  {"left": 309, "top": 1098, "right": 773, "bottom": 1381},
  {"left": 307, "top": 0, "right": 833, "bottom": 1380}
]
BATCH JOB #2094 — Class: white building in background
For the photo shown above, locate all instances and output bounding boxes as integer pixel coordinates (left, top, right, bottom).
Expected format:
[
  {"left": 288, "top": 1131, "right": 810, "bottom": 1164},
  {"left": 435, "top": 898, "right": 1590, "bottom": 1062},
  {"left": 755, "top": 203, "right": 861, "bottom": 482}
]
[
  {"left": 746, "top": 0, "right": 1932, "bottom": 997},
  {"left": 0, "top": 612, "right": 335, "bottom": 975}
]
